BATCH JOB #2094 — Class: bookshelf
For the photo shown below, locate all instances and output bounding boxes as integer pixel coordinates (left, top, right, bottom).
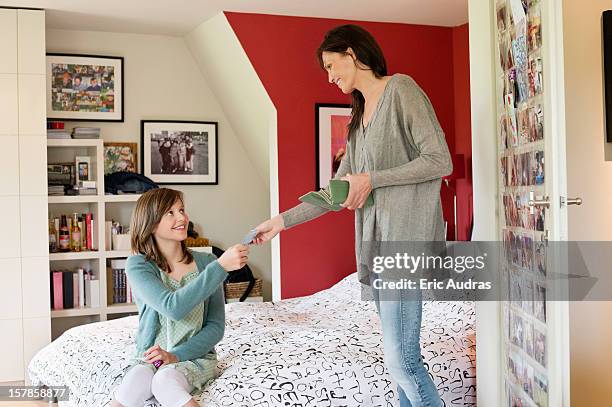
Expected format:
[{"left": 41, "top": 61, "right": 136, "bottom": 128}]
[{"left": 47, "top": 139, "right": 142, "bottom": 339}]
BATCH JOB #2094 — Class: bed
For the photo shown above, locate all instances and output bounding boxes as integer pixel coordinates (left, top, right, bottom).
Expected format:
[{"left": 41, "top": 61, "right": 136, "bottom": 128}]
[{"left": 29, "top": 273, "right": 476, "bottom": 406}]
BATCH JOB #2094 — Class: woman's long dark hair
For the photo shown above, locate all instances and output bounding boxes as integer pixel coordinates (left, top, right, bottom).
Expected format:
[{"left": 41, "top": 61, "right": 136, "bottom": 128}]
[{"left": 317, "top": 24, "right": 388, "bottom": 138}]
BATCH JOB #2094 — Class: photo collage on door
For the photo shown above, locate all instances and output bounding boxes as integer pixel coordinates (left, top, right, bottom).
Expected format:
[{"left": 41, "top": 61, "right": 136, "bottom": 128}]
[{"left": 495, "top": 0, "right": 549, "bottom": 406}]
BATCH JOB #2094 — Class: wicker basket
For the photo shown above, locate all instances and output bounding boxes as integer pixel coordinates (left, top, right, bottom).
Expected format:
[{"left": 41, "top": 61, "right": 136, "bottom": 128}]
[{"left": 224, "top": 278, "right": 262, "bottom": 299}]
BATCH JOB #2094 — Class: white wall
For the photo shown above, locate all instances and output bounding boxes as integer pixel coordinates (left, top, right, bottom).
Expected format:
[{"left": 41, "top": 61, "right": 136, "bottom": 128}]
[
  {"left": 185, "top": 13, "right": 280, "bottom": 301},
  {"left": 46, "top": 28, "right": 273, "bottom": 300},
  {"left": 562, "top": 0, "right": 612, "bottom": 403}
]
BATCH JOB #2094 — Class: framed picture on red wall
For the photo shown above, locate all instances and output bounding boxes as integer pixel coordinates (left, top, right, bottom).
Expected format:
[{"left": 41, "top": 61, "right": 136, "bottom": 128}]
[{"left": 315, "top": 103, "right": 351, "bottom": 190}]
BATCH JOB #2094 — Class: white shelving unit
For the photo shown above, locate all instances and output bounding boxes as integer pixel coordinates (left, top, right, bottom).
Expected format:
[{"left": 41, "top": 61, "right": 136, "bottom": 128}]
[{"left": 47, "top": 139, "right": 141, "bottom": 337}]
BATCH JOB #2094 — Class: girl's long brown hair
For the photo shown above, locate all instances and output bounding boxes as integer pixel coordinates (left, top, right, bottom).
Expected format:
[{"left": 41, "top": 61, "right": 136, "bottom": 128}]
[{"left": 130, "top": 188, "right": 193, "bottom": 273}]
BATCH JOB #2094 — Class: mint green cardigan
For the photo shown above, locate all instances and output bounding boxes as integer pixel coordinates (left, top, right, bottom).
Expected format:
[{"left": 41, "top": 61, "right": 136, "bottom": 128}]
[{"left": 125, "top": 251, "right": 227, "bottom": 362}]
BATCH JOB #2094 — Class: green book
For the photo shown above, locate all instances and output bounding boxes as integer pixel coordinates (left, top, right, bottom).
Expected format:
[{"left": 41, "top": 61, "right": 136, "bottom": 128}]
[{"left": 299, "top": 179, "right": 374, "bottom": 211}]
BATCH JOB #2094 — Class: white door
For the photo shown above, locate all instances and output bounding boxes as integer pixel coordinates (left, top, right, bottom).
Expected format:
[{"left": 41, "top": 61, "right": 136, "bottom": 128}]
[
  {"left": 562, "top": 1, "right": 612, "bottom": 404},
  {"left": 470, "top": 0, "right": 571, "bottom": 405}
]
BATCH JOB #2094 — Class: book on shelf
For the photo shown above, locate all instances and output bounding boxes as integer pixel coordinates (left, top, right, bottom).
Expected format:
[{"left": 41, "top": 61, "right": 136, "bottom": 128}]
[
  {"left": 48, "top": 185, "right": 65, "bottom": 196},
  {"left": 51, "top": 268, "right": 96, "bottom": 310},
  {"left": 47, "top": 129, "right": 71, "bottom": 139},
  {"left": 66, "top": 187, "right": 97, "bottom": 196},
  {"left": 72, "top": 127, "right": 100, "bottom": 139},
  {"left": 85, "top": 278, "right": 100, "bottom": 308},
  {"left": 108, "top": 259, "right": 133, "bottom": 306}
]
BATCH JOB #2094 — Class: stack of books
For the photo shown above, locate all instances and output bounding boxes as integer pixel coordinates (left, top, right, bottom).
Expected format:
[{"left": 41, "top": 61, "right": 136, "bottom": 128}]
[
  {"left": 50, "top": 268, "right": 99, "bottom": 309},
  {"left": 108, "top": 259, "right": 133, "bottom": 304},
  {"left": 72, "top": 127, "right": 100, "bottom": 139},
  {"left": 47, "top": 129, "right": 71, "bottom": 139},
  {"left": 48, "top": 185, "right": 65, "bottom": 196},
  {"left": 68, "top": 180, "right": 97, "bottom": 196},
  {"left": 47, "top": 121, "right": 70, "bottom": 139}
]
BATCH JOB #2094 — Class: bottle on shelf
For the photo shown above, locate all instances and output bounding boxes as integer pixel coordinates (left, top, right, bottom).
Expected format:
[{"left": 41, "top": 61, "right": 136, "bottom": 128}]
[
  {"left": 71, "top": 213, "right": 81, "bottom": 252},
  {"left": 59, "top": 215, "right": 70, "bottom": 252},
  {"left": 48, "top": 218, "right": 57, "bottom": 253}
]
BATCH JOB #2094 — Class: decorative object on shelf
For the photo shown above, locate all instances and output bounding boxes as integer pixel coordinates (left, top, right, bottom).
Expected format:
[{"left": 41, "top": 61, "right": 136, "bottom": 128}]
[
  {"left": 184, "top": 221, "right": 210, "bottom": 247},
  {"left": 141, "top": 120, "right": 218, "bottom": 185},
  {"left": 46, "top": 53, "right": 124, "bottom": 122},
  {"left": 106, "top": 220, "right": 130, "bottom": 251},
  {"left": 112, "top": 234, "right": 130, "bottom": 251},
  {"left": 75, "top": 156, "right": 91, "bottom": 183},
  {"left": 50, "top": 212, "right": 97, "bottom": 253},
  {"left": 315, "top": 103, "right": 351, "bottom": 190},
  {"left": 104, "top": 142, "right": 138, "bottom": 174},
  {"left": 47, "top": 163, "right": 75, "bottom": 195},
  {"left": 184, "top": 237, "right": 210, "bottom": 247}
]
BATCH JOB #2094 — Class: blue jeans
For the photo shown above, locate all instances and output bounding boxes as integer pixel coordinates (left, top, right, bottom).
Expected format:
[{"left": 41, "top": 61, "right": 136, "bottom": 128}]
[{"left": 370, "top": 274, "right": 442, "bottom": 407}]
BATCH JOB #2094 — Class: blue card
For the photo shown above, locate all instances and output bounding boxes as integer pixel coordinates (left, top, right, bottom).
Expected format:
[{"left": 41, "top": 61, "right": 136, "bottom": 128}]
[{"left": 242, "top": 228, "right": 258, "bottom": 245}]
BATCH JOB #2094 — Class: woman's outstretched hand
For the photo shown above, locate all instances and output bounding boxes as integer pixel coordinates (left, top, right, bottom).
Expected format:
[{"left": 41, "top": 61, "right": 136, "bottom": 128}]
[
  {"left": 341, "top": 173, "right": 372, "bottom": 210},
  {"left": 218, "top": 244, "right": 249, "bottom": 271},
  {"left": 252, "top": 215, "right": 285, "bottom": 245}
]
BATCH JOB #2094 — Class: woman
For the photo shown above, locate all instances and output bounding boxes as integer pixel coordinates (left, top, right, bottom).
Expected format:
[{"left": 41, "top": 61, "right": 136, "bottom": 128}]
[
  {"left": 111, "top": 188, "right": 248, "bottom": 406},
  {"left": 254, "top": 24, "right": 451, "bottom": 407}
]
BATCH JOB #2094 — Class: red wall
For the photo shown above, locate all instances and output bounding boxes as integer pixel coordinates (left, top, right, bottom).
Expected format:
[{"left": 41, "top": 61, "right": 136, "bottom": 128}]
[
  {"left": 451, "top": 24, "right": 473, "bottom": 241},
  {"left": 226, "top": 12, "right": 471, "bottom": 298}
]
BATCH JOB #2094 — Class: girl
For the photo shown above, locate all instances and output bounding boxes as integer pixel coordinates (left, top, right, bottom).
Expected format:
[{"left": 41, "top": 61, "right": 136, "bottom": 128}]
[
  {"left": 254, "top": 24, "right": 451, "bottom": 407},
  {"left": 111, "top": 188, "right": 249, "bottom": 407}
]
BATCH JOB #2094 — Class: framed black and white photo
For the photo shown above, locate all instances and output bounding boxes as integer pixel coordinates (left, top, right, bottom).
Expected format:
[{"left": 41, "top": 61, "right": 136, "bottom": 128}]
[
  {"left": 315, "top": 103, "right": 351, "bottom": 190},
  {"left": 46, "top": 53, "right": 124, "bottom": 121},
  {"left": 141, "top": 120, "right": 218, "bottom": 185}
]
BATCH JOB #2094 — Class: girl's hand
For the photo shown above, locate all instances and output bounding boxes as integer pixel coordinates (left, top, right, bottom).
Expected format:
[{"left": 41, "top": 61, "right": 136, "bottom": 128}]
[
  {"left": 341, "top": 173, "right": 372, "bottom": 210},
  {"left": 252, "top": 215, "right": 285, "bottom": 245},
  {"left": 218, "top": 244, "right": 249, "bottom": 271},
  {"left": 144, "top": 345, "right": 178, "bottom": 365}
]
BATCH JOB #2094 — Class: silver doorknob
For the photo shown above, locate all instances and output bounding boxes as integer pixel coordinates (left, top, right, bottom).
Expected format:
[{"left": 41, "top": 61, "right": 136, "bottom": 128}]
[
  {"left": 528, "top": 191, "right": 549, "bottom": 214},
  {"left": 566, "top": 197, "right": 582, "bottom": 206}
]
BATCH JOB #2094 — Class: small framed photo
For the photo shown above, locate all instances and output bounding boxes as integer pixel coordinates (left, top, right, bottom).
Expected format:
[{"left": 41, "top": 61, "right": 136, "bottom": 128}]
[
  {"left": 75, "top": 156, "right": 91, "bottom": 183},
  {"left": 315, "top": 103, "right": 352, "bottom": 190},
  {"left": 46, "top": 53, "right": 124, "bottom": 122},
  {"left": 104, "top": 142, "right": 138, "bottom": 175},
  {"left": 141, "top": 120, "right": 218, "bottom": 185}
]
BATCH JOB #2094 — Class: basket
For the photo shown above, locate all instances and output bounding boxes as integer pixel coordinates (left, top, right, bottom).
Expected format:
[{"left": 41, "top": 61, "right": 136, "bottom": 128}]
[{"left": 224, "top": 278, "right": 262, "bottom": 299}]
